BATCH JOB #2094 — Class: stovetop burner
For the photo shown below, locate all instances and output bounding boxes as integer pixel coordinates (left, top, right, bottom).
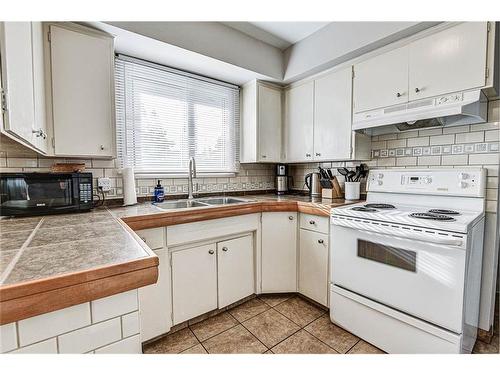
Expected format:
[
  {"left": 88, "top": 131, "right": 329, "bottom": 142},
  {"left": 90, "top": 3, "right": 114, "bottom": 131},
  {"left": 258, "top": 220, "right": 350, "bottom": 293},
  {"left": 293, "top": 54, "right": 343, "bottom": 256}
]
[
  {"left": 351, "top": 206, "right": 378, "bottom": 212},
  {"left": 409, "top": 212, "right": 456, "bottom": 221},
  {"left": 364, "top": 203, "right": 396, "bottom": 209},
  {"left": 428, "top": 209, "right": 461, "bottom": 216}
]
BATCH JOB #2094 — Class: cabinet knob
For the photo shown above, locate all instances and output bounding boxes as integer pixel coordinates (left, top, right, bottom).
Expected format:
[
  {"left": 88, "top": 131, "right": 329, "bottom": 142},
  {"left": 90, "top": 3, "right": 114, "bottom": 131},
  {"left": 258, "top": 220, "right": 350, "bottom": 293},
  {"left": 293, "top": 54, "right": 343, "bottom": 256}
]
[
  {"left": 415, "top": 88, "right": 421, "bottom": 93},
  {"left": 288, "top": 216, "right": 294, "bottom": 220},
  {"left": 315, "top": 152, "right": 321, "bottom": 157},
  {"left": 396, "top": 92, "right": 402, "bottom": 98},
  {"left": 222, "top": 247, "right": 228, "bottom": 252},
  {"left": 100, "top": 145, "right": 105, "bottom": 150},
  {"left": 208, "top": 249, "right": 214, "bottom": 255},
  {"left": 318, "top": 239, "right": 324, "bottom": 244},
  {"left": 305, "top": 153, "right": 311, "bottom": 157},
  {"left": 261, "top": 155, "right": 267, "bottom": 158},
  {"left": 309, "top": 220, "right": 316, "bottom": 225}
]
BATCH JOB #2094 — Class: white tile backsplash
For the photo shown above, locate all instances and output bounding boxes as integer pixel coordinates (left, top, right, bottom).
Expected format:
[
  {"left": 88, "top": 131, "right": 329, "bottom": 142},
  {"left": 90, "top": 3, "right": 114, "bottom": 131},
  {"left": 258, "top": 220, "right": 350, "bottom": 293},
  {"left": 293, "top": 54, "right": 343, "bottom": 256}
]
[
  {"left": 0, "top": 323, "right": 18, "bottom": 353},
  {"left": 10, "top": 338, "right": 58, "bottom": 354},
  {"left": 121, "top": 311, "right": 140, "bottom": 338},
  {"left": 94, "top": 334, "right": 141, "bottom": 354},
  {"left": 91, "top": 290, "right": 138, "bottom": 323}
]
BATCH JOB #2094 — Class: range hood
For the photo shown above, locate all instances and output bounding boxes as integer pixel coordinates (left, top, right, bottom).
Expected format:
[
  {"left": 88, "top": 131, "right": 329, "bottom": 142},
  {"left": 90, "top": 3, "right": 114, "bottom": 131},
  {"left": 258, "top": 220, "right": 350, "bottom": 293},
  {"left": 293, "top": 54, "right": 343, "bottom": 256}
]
[{"left": 352, "top": 90, "right": 488, "bottom": 136}]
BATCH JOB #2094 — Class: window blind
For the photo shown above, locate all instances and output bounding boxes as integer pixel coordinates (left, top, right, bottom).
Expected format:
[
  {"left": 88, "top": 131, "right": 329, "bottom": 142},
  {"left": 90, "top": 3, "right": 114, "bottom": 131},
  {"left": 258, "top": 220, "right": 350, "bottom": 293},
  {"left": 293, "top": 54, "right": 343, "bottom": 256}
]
[{"left": 115, "top": 56, "right": 240, "bottom": 175}]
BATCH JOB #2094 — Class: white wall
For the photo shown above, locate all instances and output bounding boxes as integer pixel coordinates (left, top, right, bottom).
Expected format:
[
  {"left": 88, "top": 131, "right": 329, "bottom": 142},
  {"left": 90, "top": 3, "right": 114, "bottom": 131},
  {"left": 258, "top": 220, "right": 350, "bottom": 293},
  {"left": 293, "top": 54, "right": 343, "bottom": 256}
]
[{"left": 282, "top": 22, "right": 440, "bottom": 82}]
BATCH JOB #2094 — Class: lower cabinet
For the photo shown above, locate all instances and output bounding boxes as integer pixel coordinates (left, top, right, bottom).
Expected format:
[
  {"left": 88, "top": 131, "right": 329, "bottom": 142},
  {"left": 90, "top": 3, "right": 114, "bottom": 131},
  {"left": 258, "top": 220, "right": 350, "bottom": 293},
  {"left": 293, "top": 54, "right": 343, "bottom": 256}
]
[
  {"left": 217, "top": 235, "right": 254, "bottom": 308},
  {"left": 171, "top": 234, "right": 254, "bottom": 325},
  {"left": 261, "top": 212, "right": 298, "bottom": 292},
  {"left": 299, "top": 228, "right": 329, "bottom": 307},
  {"left": 171, "top": 243, "right": 218, "bottom": 325}
]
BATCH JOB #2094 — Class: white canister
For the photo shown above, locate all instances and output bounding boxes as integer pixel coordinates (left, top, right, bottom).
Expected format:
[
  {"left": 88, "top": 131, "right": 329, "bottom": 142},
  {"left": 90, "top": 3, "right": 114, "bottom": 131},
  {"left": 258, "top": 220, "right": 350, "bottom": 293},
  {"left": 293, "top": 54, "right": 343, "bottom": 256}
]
[
  {"left": 122, "top": 167, "right": 137, "bottom": 206},
  {"left": 344, "top": 181, "right": 361, "bottom": 200}
]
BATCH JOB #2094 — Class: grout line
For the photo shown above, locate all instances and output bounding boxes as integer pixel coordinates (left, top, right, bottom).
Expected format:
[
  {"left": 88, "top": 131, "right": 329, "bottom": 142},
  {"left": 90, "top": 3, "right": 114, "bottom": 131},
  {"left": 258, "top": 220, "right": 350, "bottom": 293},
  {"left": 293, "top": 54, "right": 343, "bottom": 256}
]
[
  {"left": 0, "top": 217, "right": 45, "bottom": 284},
  {"left": 239, "top": 324, "right": 269, "bottom": 352}
]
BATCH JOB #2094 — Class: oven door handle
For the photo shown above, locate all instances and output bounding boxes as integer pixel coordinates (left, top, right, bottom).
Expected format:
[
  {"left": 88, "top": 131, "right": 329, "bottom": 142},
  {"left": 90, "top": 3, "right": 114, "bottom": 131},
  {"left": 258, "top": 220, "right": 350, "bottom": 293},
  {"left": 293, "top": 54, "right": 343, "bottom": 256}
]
[{"left": 356, "top": 228, "right": 464, "bottom": 247}]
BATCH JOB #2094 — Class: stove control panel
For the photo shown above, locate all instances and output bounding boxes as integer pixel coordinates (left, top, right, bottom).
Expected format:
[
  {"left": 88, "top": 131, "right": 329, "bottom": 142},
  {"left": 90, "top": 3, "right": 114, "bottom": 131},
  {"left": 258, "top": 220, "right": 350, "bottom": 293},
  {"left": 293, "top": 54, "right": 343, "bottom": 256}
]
[{"left": 367, "top": 168, "right": 486, "bottom": 197}]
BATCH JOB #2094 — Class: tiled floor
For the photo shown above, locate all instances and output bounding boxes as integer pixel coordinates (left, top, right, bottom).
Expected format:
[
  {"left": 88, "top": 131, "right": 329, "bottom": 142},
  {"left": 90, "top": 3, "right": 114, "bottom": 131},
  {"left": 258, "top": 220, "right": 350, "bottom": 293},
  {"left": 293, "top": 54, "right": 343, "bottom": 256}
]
[{"left": 143, "top": 294, "right": 499, "bottom": 354}]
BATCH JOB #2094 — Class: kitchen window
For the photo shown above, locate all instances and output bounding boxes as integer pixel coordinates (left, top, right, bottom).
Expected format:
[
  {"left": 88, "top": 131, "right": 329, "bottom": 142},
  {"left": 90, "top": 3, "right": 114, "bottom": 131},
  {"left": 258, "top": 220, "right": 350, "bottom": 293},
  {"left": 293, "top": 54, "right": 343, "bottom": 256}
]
[{"left": 115, "top": 55, "right": 240, "bottom": 176}]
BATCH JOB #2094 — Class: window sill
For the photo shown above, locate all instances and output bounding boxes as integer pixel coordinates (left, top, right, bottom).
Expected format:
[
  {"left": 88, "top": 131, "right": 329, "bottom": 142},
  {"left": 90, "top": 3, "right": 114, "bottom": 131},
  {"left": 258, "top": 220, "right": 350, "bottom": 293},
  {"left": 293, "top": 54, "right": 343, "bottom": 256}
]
[{"left": 132, "top": 172, "right": 238, "bottom": 179}]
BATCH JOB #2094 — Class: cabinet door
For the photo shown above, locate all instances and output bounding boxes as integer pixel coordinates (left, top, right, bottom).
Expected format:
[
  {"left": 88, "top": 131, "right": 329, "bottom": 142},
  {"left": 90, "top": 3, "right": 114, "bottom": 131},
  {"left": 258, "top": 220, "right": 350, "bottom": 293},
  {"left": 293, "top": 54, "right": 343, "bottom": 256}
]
[
  {"left": 217, "top": 235, "right": 254, "bottom": 308},
  {"left": 31, "top": 22, "right": 48, "bottom": 154},
  {"left": 353, "top": 45, "right": 409, "bottom": 112},
  {"left": 0, "top": 22, "right": 36, "bottom": 143},
  {"left": 261, "top": 212, "right": 298, "bottom": 293},
  {"left": 299, "top": 229, "right": 328, "bottom": 306},
  {"left": 171, "top": 243, "right": 217, "bottom": 324},
  {"left": 258, "top": 84, "right": 281, "bottom": 162},
  {"left": 284, "top": 82, "right": 314, "bottom": 162},
  {"left": 138, "top": 248, "right": 171, "bottom": 342},
  {"left": 314, "top": 68, "right": 353, "bottom": 160},
  {"left": 409, "top": 22, "right": 488, "bottom": 101},
  {"left": 49, "top": 24, "right": 115, "bottom": 157}
]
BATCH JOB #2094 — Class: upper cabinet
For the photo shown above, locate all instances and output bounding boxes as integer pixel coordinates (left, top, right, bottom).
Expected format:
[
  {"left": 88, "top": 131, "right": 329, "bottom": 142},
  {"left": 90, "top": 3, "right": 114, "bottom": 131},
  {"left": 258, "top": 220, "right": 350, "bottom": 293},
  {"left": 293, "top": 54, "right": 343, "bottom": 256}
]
[
  {"left": 47, "top": 23, "right": 116, "bottom": 158},
  {"left": 240, "top": 81, "right": 282, "bottom": 163},
  {"left": 354, "top": 22, "right": 493, "bottom": 113},
  {"left": 408, "top": 22, "right": 489, "bottom": 101},
  {"left": 284, "top": 70, "right": 371, "bottom": 163},
  {"left": 284, "top": 81, "right": 314, "bottom": 162},
  {"left": 353, "top": 46, "right": 409, "bottom": 112},
  {"left": 0, "top": 22, "right": 48, "bottom": 154}
]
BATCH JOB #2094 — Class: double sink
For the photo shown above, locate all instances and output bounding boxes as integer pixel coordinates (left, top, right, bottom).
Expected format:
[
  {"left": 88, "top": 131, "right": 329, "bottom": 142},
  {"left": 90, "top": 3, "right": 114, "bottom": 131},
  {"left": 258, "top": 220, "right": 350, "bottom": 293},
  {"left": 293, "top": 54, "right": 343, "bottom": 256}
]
[{"left": 153, "top": 196, "right": 253, "bottom": 210}]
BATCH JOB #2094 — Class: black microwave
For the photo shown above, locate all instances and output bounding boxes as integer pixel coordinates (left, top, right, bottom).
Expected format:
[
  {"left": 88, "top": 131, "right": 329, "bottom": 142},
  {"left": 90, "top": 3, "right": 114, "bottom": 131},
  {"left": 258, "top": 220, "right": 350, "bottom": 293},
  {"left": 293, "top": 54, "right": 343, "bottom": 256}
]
[{"left": 0, "top": 172, "right": 93, "bottom": 217}]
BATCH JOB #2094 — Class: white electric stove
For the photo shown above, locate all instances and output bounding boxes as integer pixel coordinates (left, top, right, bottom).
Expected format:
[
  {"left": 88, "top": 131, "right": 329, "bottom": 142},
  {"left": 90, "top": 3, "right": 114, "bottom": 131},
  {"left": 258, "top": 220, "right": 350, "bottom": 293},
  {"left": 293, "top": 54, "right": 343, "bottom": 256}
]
[{"left": 329, "top": 168, "right": 486, "bottom": 354}]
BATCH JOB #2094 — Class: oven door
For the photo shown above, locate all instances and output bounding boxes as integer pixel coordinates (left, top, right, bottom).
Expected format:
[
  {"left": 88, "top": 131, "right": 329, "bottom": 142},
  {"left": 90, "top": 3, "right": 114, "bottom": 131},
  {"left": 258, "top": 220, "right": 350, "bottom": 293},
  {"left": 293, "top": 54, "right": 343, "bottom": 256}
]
[
  {"left": 0, "top": 173, "right": 79, "bottom": 216},
  {"left": 330, "top": 217, "right": 467, "bottom": 333}
]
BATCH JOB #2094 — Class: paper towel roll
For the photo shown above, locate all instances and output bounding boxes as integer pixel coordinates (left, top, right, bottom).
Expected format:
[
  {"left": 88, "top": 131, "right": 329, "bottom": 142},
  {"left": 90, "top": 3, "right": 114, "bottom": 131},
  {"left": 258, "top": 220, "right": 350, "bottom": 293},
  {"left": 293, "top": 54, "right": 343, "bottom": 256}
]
[{"left": 122, "top": 167, "right": 137, "bottom": 206}]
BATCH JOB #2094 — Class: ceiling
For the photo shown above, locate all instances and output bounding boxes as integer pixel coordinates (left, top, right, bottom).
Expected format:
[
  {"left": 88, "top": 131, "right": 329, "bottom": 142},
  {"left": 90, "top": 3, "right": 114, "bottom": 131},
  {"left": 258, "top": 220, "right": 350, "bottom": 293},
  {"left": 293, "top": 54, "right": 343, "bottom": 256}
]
[{"left": 222, "top": 22, "right": 330, "bottom": 50}]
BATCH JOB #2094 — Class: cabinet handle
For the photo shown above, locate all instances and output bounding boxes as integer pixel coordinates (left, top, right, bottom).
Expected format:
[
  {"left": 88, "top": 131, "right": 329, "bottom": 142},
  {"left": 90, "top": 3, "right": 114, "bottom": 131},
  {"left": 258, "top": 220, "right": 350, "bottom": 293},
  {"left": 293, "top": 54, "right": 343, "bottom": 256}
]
[
  {"left": 415, "top": 88, "right": 421, "bottom": 93},
  {"left": 396, "top": 92, "right": 402, "bottom": 98},
  {"left": 288, "top": 216, "right": 294, "bottom": 220},
  {"left": 305, "top": 153, "right": 311, "bottom": 157},
  {"left": 222, "top": 247, "right": 228, "bottom": 252},
  {"left": 261, "top": 155, "right": 267, "bottom": 158},
  {"left": 208, "top": 249, "right": 214, "bottom": 254},
  {"left": 315, "top": 152, "right": 321, "bottom": 157},
  {"left": 309, "top": 220, "right": 316, "bottom": 225},
  {"left": 318, "top": 239, "right": 324, "bottom": 244}
]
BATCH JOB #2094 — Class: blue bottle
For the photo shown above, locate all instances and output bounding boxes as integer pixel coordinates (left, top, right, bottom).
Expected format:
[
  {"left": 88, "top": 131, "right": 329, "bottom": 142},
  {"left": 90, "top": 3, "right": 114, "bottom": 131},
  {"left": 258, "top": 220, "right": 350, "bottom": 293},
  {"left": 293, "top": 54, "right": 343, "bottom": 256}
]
[{"left": 154, "top": 180, "right": 164, "bottom": 202}]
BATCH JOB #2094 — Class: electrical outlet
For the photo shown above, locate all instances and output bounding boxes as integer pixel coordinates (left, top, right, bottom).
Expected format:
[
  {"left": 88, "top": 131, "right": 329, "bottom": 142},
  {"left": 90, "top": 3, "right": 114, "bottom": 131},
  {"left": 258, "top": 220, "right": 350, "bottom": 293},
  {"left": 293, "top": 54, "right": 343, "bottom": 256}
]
[{"left": 97, "top": 177, "right": 111, "bottom": 192}]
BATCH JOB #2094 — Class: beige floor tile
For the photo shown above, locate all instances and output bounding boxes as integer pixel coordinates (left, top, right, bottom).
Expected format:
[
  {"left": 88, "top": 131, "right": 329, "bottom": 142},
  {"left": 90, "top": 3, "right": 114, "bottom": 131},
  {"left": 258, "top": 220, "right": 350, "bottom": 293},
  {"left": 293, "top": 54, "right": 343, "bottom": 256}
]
[
  {"left": 242, "top": 309, "right": 300, "bottom": 348},
  {"left": 271, "top": 330, "right": 337, "bottom": 354},
  {"left": 473, "top": 335, "right": 499, "bottom": 354},
  {"left": 180, "top": 344, "right": 208, "bottom": 354},
  {"left": 190, "top": 312, "right": 238, "bottom": 342},
  {"left": 304, "top": 315, "right": 359, "bottom": 353},
  {"left": 258, "top": 293, "right": 293, "bottom": 307},
  {"left": 229, "top": 298, "right": 270, "bottom": 322},
  {"left": 274, "top": 296, "right": 325, "bottom": 327},
  {"left": 143, "top": 328, "right": 199, "bottom": 354},
  {"left": 203, "top": 325, "right": 267, "bottom": 354},
  {"left": 347, "top": 340, "right": 385, "bottom": 354}
]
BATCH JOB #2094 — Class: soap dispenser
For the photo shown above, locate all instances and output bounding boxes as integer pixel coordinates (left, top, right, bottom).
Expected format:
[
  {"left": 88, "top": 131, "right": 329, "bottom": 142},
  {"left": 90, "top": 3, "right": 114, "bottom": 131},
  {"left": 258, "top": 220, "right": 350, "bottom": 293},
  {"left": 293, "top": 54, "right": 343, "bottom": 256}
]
[{"left": 154, "top": 180, "right": 165, "bottom": 202}]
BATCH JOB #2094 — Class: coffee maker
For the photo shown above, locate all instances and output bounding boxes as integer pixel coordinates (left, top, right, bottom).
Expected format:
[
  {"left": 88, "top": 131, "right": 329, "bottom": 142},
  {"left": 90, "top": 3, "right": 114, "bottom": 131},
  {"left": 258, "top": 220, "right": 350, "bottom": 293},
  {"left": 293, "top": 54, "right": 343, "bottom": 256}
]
[{"left": 275, "top": 164, "right": 290, "bottom": 195}]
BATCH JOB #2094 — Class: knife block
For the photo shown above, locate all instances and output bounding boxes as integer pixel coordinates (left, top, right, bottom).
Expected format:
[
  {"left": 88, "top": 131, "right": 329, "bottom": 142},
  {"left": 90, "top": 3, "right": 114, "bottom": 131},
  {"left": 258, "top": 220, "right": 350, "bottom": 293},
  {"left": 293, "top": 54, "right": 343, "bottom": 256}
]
[{"left": 321, "top": 176, "right": 343, "bottom": 199}]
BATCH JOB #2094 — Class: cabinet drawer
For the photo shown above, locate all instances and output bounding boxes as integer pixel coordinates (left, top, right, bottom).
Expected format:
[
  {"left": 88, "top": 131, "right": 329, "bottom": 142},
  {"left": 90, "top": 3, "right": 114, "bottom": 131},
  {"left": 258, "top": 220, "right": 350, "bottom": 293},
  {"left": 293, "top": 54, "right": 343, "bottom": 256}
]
[
  {"left": 135, "top": 228, "right": 165, "bottom": 250},
  {"left": 300, "top": 214, "right": 329, "bottom": 234}
]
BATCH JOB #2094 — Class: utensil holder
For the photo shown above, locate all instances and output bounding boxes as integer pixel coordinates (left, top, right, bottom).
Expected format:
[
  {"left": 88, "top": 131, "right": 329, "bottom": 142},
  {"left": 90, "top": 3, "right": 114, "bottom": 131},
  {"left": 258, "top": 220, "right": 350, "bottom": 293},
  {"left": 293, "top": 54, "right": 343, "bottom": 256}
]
[{"left": 344, "top": 181, "right": 360, "bottom": 200}]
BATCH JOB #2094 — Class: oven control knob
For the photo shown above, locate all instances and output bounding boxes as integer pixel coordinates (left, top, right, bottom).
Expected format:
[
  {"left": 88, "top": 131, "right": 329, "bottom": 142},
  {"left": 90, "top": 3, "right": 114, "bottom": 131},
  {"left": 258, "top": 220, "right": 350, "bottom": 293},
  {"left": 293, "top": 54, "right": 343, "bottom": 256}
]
[
  {"left": 460, "top": 181, "right": 468, "bottom": 189},
  {"left": 459, "top": 173, "right": 469, "bottom": 180},
  {"left": 422, "top": 177, "right": 432, "bottom": 184},
  {"left": 377, "top": 180, "right": 383, "bottom": 186},
  {"left": 377, "top": 173, "right": 384, "bottom": 179}
]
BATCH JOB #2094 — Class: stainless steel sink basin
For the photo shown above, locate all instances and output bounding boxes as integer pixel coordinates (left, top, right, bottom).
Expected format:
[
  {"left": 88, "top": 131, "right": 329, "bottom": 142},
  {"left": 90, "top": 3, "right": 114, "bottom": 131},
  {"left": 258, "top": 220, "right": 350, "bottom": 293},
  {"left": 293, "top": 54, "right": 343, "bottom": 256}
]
[
  {"left": 196, "top": 197, "right": 251, "bottom": 205},
  {"left": 153, "top": 196, "right": 252, "bottom": 210},
  {"left": 153, "top": 200, "right": 210, "bottom": 210}
]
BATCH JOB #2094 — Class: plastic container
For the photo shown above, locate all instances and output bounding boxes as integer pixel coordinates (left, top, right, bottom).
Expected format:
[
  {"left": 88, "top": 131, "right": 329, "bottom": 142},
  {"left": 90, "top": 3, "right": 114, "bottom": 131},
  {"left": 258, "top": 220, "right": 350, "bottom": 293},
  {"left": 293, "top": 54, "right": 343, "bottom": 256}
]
[{"left": 344, "top": 181, "right": 361, "bottom": 200}]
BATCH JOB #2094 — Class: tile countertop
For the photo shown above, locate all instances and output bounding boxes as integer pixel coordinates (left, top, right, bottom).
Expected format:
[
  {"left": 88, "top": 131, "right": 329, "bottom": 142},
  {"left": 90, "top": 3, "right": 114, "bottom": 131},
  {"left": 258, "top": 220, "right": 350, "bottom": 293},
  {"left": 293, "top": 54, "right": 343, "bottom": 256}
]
[{"left": 0, "top": 193, "right": 360, "bottom": 325}]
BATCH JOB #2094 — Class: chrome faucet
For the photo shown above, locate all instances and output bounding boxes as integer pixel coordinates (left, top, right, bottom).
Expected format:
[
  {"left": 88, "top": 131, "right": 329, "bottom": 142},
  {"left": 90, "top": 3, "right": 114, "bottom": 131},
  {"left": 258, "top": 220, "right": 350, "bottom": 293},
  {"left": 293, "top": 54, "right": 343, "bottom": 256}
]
[{"left": 188, "top": 157, "right": 197, "bottom": 199}]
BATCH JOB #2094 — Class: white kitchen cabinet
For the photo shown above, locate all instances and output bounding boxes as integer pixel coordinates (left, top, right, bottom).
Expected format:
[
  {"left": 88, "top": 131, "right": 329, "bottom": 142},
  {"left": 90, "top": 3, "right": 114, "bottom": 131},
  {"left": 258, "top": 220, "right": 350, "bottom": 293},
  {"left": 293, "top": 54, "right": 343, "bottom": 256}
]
[
  {"left": 409, "top": 22, "right": 489, "bottom": 101},
  {"left": 240, "top": 81, "right": 282, "bottom": 163},
  {"left": 138, "top": 247, "right": 171, "bottom": 342},
  {"left": 261, "top": 212, "right": 298, "bottom": 293},
  {"left": 47, "top": 23, "right": 115, "bottom": 158},
  {"left": 0, "top": 22, "right": 48, "bottom": 153},
  {"left": 299, "top": 228, "right": 329, "bottom": 307},
  {"left": 314, "top": 67, "right": 354, "bottom": 160},
  {"left": 284, "top": 81, "right": 314, "bottom": 162},
  {"left": 171, "top": 243, "right": 218, "bottom": 324},
  {"left": 217, "top": 235, "right": 254, "bottom": 308},
  {"left": 353, "top": 45, "right": 409, "bottom": 113}
]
